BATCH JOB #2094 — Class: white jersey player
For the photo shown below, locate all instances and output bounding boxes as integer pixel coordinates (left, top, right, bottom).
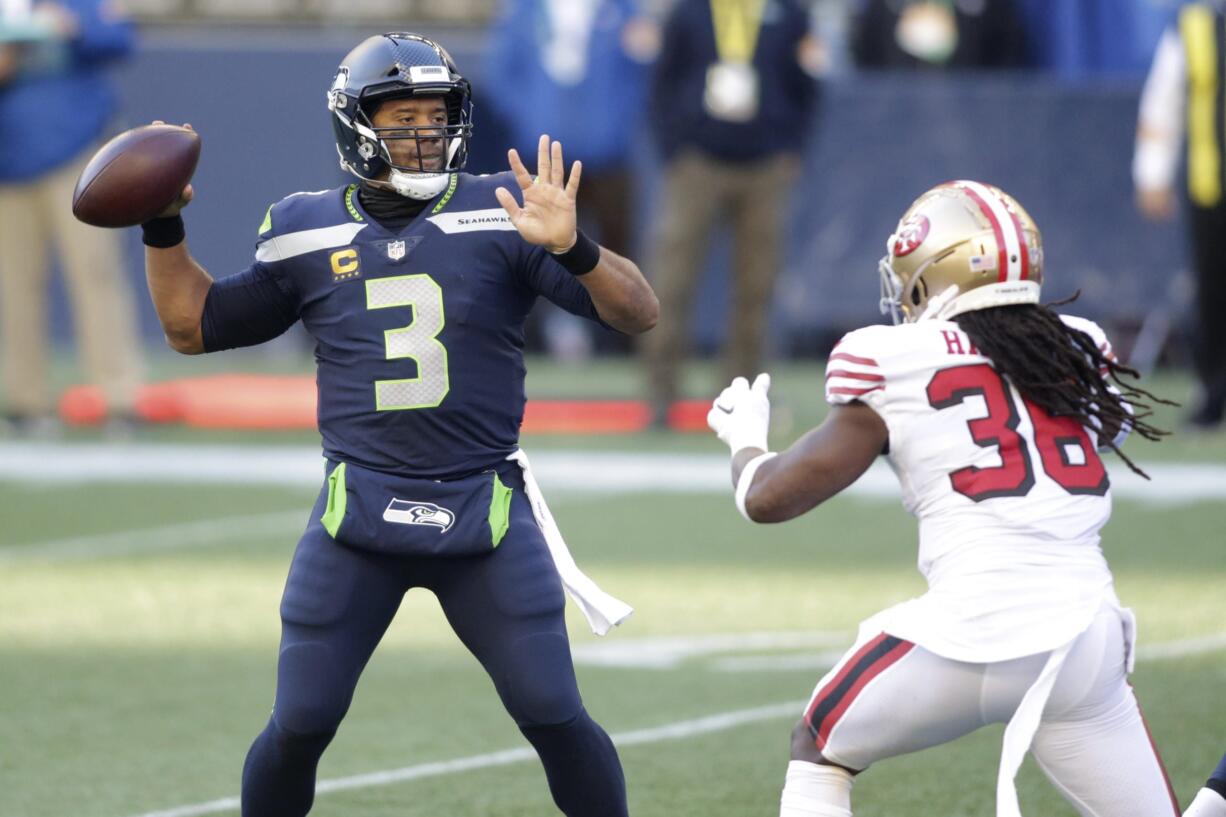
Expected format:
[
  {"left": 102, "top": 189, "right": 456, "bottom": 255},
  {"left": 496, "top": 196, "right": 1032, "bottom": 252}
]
[{"left": 708, "top": 181, "right": 1178, "bottom": 817}]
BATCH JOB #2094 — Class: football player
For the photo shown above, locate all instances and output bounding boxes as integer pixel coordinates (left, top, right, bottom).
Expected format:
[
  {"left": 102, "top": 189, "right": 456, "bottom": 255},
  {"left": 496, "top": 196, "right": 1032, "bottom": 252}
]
[
  {"left": 1185, "top": 751, "right": 1226, "bottom": 816},
  {"left": 709, "top": 181, "right": 1178, "bottom": 817},
  {"left": 139, "top": 33, "right": 656, "bottom": 817}
]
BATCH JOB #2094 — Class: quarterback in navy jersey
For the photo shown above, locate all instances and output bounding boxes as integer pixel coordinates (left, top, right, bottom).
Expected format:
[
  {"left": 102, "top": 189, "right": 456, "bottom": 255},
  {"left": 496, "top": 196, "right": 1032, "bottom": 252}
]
[{"left": 139, "top": 33, "right": 656, "bottom": 817}]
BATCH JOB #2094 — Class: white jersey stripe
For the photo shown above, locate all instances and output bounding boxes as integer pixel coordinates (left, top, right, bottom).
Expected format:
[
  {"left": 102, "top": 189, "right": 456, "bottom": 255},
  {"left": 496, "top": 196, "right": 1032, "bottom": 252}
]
[
  {"left": 426, "top": 208, "right": 519, "bottom": 234},
  {"left": 255, "top": 222, "right": 368, "bottom": 263}
]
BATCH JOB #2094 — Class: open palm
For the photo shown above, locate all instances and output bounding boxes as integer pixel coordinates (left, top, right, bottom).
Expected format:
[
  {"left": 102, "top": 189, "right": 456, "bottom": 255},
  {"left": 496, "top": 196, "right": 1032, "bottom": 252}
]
[{"left": 495, "top": 134, "right": 581, "bottom": 252}]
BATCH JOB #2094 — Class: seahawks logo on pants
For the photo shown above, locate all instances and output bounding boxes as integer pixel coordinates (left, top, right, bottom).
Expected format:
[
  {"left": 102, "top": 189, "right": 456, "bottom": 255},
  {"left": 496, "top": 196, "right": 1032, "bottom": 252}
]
[{"left": 383, "top": 499, "right": 455, "bottom": 532}]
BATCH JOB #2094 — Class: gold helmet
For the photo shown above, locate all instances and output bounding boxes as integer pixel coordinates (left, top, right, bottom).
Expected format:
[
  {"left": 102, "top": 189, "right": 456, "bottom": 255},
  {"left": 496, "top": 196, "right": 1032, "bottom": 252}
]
[{"left": 878, "top": 180, "right": 1044, "bottom": 324}]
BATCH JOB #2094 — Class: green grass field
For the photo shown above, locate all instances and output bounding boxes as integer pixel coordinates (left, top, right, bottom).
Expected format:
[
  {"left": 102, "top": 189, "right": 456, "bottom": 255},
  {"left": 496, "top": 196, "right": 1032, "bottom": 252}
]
[{"left": 2, "top": 356, "right": 1224, "bottom": 817}]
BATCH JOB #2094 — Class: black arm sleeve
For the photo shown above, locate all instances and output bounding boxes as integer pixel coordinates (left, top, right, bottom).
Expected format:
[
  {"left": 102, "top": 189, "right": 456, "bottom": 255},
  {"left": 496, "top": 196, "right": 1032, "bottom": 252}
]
[
  {"left": 519, "top": 244, "right": 616, "bottom": 331},
  {"left": 201, "top": 262, "right": 302, "bottom": 353}
]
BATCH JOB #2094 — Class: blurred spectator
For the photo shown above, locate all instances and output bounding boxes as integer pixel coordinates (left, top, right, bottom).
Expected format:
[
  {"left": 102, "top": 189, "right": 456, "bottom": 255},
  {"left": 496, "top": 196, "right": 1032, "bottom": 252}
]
[
  {"left": 0, "top": 0, "right": 144, "bottom": 434},
  {"left": 641, "top": 0, "right": 818, "bottom": 425},
  {"left": 1134, "top": 1, "right": 1226, "bottom": 429},
  {"left": 1013, "top": 0, "right": 1168, "bottom": 78},
  {"left": 851, "top": 0, "right": 1027, "bottom": 70},
  {"left": 484, "top": 0, "right": 654, "bottom": 360}
]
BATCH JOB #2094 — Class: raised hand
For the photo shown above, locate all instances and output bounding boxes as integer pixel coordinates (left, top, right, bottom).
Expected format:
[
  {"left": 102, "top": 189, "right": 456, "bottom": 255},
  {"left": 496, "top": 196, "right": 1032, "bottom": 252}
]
[
  {"left": 708, "top": 373, "right": 773, "bottom": 454},
  {"left": 495, "top": 134, "right": 581, "bottom": 252}
]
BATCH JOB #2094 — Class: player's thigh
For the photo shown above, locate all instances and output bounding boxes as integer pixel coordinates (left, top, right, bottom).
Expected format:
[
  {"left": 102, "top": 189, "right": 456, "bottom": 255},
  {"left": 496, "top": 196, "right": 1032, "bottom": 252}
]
[
  {"left": 1032, "top": 609, "right": 1179, "bottom": 817},
  {"left": 432, "top": 486, "right": 578, "bottom": 725},
  {"left": 801, "top": 632, "right": 991, "bottom": 771},
  {"left": 272, "top": 510, "right": 409, "bottom": 733},
  {"left": 1032, "top": 684, "right": 1178, "bottom": 817}
]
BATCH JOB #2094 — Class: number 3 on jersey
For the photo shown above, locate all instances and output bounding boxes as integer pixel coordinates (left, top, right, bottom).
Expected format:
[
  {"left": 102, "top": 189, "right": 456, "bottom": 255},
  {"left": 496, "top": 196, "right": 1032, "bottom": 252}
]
[
  {"left": 366, "top": 274, "right": 449, "bottom": 411},
  {"left": 926, "top": 363, "right": 1108, "bottom": 501}
]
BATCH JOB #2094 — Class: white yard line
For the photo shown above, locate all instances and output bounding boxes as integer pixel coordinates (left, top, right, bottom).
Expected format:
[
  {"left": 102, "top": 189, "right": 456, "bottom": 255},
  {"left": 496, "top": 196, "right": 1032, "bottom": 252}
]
[
  {"left": 123, "top": 701, "right": 804, "bottom": 817},
  {"left": 571, "top": 631, "right": 851, "bottom": 669},
  {"left": 1137, "top": 631, "right": 1226, "bottom": 660},
  {"left": 0, "top": 510, "right": 307, "bottom": 563},
  {"left": 3, "top": 441, "right": 1225, "bottom": 503},
  {"left": 118, "top": 631, "right": 1226, "bottom": 817}
]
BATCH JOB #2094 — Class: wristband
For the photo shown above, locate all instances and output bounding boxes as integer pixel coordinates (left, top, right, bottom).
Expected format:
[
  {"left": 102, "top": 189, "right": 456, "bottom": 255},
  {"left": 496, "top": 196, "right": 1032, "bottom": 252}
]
[
  {"left": 141, "top": 215, "right": 185, "bottom": 248},
  {"left": 735, "top": 451, "right": 777, "bottom": 522},
  {"left": 549, "top": 229, "right": 600, "bottom": 276}
]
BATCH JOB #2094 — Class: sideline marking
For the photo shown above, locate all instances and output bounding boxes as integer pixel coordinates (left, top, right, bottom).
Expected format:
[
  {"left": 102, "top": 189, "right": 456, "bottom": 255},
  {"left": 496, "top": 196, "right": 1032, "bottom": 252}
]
[
  {"left": 2, "top": 442, "right": 1225, "bottom": 503},
  {"left": 571, "top": 630, "right": 850, "bottom": 669},
  {"left": 123, "top": 701, "right": 803, "bottom": 817},
  {"left": 1137, "top": 631, "right": 1226, "bottom": 660},
  {"left": 0, "top": 511, "right": 306, "bottom": 563},
  {"left": 119, "top": 631, "right": 1226, "bottom": 817}
]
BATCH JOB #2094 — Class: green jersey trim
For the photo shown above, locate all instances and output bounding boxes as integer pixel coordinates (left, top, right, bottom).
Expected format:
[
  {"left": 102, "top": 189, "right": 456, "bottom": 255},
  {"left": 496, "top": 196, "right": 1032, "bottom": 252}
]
[
  {"left": 321, "top": 462, "right": 348, "bottom": 538},
  {"left": 489, "top": 472, "right": 512, "bottom": 547},
  {"left": 345, "top": 184, "right": 364, "bottom": 222},
  {"left": 430, "top": 174, "right": 459, "bottom": 215}
]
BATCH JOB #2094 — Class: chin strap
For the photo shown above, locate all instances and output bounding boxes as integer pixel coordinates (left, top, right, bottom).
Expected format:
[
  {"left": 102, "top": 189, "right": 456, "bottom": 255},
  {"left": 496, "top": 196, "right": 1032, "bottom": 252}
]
[
  {"left": 384, "top": 136, "right": 463, "bottom": 200},
  {"left": 387, "top": 169, "right": 450, "bottom": 200}
]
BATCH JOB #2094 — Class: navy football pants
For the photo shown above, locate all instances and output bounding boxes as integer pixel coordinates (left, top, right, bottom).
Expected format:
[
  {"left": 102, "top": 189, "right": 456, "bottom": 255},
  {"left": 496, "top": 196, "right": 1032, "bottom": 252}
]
[{"left": 240, "top": 471, "right": 627, "bottom": 816}]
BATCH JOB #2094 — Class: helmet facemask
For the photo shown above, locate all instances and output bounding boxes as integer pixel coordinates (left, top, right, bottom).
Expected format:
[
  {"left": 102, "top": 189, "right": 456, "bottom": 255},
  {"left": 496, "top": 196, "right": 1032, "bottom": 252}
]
[
  {"left": 357, "top": 90, "right": 470, "bottom": 199},
  {"left": 328, "top": 34, "right": 474, "bottom": 200},
  {"left": 877, "top": 247, "right": 906, "bottom": 325}
]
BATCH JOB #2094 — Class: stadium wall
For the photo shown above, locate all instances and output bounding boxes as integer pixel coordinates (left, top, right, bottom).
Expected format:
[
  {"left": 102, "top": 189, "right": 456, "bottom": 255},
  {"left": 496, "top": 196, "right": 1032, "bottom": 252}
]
[{"left": 53, "top": 27, "right": 1187, "bottom": 358}]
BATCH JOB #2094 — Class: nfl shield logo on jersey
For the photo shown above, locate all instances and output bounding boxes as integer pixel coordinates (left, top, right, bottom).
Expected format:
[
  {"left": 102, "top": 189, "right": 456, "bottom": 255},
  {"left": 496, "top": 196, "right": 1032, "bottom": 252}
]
[{"left": 387, "top": 240, "right": 407, "bottom": 261}]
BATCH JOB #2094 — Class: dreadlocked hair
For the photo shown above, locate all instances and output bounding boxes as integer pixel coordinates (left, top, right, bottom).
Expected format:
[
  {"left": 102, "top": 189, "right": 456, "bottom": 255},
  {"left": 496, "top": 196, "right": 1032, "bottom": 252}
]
[{"left": 953, "top": 296, "right": 1174, "bottom": 479}]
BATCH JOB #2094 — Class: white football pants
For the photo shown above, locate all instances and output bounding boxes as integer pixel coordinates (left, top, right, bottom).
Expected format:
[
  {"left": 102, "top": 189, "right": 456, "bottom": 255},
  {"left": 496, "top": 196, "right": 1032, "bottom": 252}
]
[{"left": 799, "top": 605, "right": 1179, "bottom": 816}]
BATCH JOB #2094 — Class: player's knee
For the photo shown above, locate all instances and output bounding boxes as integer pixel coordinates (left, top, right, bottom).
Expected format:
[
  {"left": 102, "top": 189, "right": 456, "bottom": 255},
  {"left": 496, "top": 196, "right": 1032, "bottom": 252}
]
[
  {"left": 503, "top": 633, "right": 582, "bottom": 726},
  {"left": 791, "top": 719, "right": 823, "bottom": 763},
  {"left": 272, "top": 642, "right": 352, "bottom": 736}
]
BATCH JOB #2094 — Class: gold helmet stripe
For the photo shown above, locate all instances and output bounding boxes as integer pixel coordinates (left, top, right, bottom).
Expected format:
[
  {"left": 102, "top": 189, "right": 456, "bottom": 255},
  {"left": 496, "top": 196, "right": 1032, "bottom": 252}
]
[{"left": 958, "top": 181, "right": 1027, "bottom": 283}]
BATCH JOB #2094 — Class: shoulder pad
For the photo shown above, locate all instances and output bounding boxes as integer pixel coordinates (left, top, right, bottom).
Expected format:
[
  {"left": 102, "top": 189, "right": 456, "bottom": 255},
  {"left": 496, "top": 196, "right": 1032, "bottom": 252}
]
[
  {"left": 826, "top": 325, "right": 891, "bottom": 406},
  {"left": 258, "top": 186, "right": 356, "bottom": 239}
]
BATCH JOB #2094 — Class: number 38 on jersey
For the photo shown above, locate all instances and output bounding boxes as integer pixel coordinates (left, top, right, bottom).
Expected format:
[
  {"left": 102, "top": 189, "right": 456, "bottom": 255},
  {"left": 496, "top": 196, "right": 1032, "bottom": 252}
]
[{"left": 927, "top": 363, "right": 1109, "bottom": 501}]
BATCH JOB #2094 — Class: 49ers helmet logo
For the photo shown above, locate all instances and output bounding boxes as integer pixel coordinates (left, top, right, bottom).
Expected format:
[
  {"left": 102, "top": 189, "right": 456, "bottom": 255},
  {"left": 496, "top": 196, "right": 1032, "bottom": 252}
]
[{"left": 893, "top": 214, "right": 930, "bottom": 257}]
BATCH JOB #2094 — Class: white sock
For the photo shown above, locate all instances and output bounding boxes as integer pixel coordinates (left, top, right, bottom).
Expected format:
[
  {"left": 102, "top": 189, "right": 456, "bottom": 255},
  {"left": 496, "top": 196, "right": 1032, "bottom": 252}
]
[
  {"left": 779, "top": 760, "right": 853, "bottom": 817},
  {"left": 1185, "top": 787, "right": 1226, "bottom": 817}
]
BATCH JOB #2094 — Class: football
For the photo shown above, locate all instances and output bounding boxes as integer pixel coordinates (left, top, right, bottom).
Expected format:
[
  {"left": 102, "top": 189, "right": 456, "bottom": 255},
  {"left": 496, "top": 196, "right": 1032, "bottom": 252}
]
[{"left": 71, "top": 124, "right": 201, "bottom": 228}]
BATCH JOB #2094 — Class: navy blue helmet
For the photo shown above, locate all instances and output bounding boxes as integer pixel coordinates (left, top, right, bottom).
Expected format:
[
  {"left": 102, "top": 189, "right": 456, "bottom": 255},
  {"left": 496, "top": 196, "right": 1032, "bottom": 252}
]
[{"left": 328, "top": 33, "right": 473, "bottom": 196}]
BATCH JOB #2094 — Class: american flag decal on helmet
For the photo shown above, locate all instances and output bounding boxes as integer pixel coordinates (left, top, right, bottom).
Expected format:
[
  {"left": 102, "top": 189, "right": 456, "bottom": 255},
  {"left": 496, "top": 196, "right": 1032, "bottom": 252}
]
[{"left": 957, "top": 181, "right": 1030, "bottom": 283}]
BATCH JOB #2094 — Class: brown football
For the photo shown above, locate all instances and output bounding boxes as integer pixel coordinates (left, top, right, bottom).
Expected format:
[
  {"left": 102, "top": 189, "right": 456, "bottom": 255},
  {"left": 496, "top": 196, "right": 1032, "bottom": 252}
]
[{"left": 72, "top": 124, "right": 201, "bottom": 228}]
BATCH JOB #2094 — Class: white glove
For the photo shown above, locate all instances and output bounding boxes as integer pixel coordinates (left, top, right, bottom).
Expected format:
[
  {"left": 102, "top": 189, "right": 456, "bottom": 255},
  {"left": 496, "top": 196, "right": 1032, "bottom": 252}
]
[{"left": 707, "top": 373, "right": 772, "bottom": 454}]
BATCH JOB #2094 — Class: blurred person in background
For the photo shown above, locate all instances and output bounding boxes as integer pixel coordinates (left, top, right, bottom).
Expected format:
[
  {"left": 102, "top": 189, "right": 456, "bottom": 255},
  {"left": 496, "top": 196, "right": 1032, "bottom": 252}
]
[
  {"left": 1011, "top": 0, "right": 1164, "bottom": 78},
  {"left": 642, "top": 0, "right": 818, "bottom": 427},
  {"left": 1134, "top": 0, "right": 1226, "bottom": 430},
  {"left": 485, "top": 0, "right": 655, "bottom": 360},
  {"left": 851, "top": 0, "right": 1027, "bottom": 70},
  {"left": 0, "top": 0, "right": 144, "bottom": 435}
]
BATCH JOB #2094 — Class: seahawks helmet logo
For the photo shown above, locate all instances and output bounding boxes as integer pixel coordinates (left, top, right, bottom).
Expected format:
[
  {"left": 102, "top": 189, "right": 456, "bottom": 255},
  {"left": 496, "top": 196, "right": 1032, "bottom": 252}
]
[{"left": 383, "top": 499, "right": 455, "bottom": 532}]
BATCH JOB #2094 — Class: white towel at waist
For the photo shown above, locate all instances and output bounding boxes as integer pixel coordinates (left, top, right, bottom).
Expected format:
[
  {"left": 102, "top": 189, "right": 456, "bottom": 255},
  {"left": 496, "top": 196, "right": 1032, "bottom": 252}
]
[
  {"left": 507, "top": 449, "right": 633, "bottom": 636},
  {"left": 996, "top": 602, "right": 1136, "bottom": 817}
]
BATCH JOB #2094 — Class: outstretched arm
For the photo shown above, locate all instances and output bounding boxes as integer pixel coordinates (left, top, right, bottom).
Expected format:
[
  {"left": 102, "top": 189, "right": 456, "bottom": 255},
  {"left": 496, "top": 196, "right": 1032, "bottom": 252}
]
[
  {"left": 144, "top": 180, "right": 211, "bottom": 355},
  {"left": 495, "top": 135, "right": 658, "bottom": 334},
  {"left": 709, "top": 375, "right": 888, "bottom": 523},
  {"left": 138, "top": 121, "right": 212, "bottom": 355},
  {"left": 732, "top": 404, "right": 887, "bottom": 522}
]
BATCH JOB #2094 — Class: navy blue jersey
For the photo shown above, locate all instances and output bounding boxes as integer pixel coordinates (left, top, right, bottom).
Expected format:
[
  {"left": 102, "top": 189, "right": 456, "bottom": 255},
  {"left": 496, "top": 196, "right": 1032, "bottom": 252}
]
[{"left": 201, "top": 174, "right": 608, "bottom": 477}]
